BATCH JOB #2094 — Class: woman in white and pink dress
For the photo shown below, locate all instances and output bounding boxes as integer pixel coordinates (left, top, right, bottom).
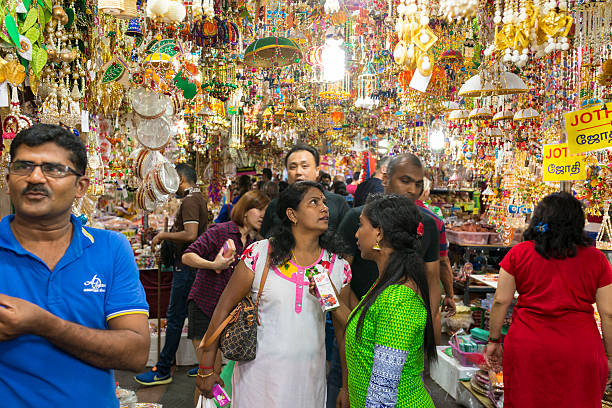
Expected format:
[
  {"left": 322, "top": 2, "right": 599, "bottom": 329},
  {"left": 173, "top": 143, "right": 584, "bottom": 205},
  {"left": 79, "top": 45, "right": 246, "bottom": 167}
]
[{"left": 196, "top": 181, "right": 351, "bottom": 407}]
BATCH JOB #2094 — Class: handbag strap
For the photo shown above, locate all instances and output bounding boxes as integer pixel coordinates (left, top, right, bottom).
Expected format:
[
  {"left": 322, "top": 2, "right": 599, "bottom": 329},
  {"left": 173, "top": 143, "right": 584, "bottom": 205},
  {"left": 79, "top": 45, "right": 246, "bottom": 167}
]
[
  {"left": 201, "top": 244, "right": 272, "bottom": 349},
  {"left": 256, "top": 243, "right": 272, "bottom": 306}
]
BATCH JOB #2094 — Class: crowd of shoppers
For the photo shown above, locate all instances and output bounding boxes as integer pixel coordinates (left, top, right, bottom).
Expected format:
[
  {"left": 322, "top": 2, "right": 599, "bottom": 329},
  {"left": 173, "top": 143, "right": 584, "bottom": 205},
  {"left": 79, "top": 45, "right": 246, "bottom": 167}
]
[{"left": 3, "top": 125, "right": 609, "bottom": 407}]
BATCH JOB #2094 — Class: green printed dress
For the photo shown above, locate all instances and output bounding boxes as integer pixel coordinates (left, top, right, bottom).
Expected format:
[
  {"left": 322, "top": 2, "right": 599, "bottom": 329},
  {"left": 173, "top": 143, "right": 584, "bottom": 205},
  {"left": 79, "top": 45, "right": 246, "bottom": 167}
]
[{"left": 345, "top": 284, "right": 434, "bottom": 407}]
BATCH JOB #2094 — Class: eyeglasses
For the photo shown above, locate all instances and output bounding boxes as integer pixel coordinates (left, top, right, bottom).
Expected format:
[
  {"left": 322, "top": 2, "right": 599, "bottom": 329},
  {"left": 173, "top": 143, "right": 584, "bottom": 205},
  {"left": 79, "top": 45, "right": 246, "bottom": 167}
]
[{"left": 9, "top": 160, "right": 83, "bottom": 178}]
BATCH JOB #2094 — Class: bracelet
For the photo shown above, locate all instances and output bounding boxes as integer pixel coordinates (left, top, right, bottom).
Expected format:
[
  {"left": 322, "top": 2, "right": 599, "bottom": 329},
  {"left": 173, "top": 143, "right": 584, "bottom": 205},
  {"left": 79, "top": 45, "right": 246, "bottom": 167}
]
[
  {"left": 488, "top": 336, "right": 502, "bottom": 343},
  {"left": 197, "top": 370, "right": 215, "bottom": 379},
  {"left": 199, "top": 365, "right": 214, "bottom": 370}
]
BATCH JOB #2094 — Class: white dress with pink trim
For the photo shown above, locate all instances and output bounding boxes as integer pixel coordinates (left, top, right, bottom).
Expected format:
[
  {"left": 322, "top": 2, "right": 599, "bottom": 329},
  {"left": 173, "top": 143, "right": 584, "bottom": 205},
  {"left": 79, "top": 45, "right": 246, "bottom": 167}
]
[{"left": 232, "top": 239, "right": 351, "bottom": 408}]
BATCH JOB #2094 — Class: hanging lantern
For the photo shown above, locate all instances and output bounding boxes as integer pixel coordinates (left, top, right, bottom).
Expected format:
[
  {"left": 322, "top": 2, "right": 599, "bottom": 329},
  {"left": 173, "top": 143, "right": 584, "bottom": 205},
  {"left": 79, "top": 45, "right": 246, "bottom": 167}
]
[
  {"left": 331, "top": 110, "right": 344, "bottom": 125},
  {"left": 243, "top": 37, "right": 302, "bottom": 68},
  {"left": 355, "top": 63, "right": 378, "bottom": 109},
  {"left": 126, "top": 18, "right": 143, "bottom": 37},
  {"left": 230, "top": 114, "right": 244, "bottom": 148}
]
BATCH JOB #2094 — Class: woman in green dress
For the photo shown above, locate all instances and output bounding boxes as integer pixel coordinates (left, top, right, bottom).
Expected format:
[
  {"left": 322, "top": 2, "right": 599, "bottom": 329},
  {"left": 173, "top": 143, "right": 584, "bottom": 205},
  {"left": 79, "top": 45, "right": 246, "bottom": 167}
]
[{"left": 345, "top": 194, "right": 437, "bottom": 407}]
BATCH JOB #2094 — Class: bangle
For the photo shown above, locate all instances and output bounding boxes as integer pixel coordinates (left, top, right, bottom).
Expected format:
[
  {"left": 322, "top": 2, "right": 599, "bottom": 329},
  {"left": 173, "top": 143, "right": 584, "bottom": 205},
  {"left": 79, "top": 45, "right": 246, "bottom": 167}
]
[
  {"left": 199, "top": 365, "right": 213, "bottom": 370},
  {"left": 197, "top": 370, "right": 215, "bottom": 379},
  {"left": 488, "top": 336, "right": 502, "bottom": 343}
]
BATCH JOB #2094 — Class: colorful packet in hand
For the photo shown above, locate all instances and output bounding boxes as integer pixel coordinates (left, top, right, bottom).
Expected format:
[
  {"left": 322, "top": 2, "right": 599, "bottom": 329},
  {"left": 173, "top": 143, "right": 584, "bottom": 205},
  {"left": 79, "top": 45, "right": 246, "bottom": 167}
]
[{"left": 212, "top": 383, "right": 231, "bottom": 407}]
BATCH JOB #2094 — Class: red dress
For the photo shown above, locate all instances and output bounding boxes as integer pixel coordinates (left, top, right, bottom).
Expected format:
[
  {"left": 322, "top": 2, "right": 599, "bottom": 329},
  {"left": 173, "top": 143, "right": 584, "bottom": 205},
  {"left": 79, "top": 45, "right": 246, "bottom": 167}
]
[{"left": 499, "top": 241, "right": 612, "bottom": 408}]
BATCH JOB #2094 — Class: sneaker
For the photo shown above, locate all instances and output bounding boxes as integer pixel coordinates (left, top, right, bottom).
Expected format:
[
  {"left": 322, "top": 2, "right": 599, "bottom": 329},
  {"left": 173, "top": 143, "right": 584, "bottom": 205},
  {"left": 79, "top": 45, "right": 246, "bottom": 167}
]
[
  {"left": 134, "top": 366, "right": 172, "bottom": 386},
  {"left": 187, "top": 367, "right": 199, "bottom": 377}
]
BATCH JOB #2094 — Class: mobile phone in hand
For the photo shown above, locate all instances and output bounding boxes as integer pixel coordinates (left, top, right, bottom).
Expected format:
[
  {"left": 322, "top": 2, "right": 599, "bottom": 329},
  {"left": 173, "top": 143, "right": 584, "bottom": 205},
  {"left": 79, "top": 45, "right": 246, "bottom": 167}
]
[{"left": 222, "top": 239, "right": 235, "bottom": 258}]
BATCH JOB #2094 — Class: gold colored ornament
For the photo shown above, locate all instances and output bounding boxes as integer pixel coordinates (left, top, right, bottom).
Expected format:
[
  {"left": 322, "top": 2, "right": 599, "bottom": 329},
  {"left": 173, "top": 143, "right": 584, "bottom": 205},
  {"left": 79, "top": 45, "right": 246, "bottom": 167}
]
[
  {"left": 29, "top": 69, "right": 40, "bottom": 96},
  {"left": 5, "top": 59, "right": 26, "bottom": 85}
]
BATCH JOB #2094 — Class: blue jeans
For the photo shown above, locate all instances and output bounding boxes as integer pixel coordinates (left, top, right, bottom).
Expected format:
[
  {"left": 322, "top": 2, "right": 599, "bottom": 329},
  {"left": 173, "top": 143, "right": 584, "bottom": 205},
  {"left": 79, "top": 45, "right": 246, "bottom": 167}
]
[{"left": 156, "top": 265, "right": 196, "bottom": 374}]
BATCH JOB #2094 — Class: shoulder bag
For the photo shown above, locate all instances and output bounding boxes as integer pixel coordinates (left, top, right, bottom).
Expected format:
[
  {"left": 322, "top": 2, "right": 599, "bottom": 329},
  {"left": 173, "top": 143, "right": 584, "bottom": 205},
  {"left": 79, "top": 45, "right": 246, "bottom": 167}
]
[{"left": 201, "top": 247, "right": 272, "bottom": 361}]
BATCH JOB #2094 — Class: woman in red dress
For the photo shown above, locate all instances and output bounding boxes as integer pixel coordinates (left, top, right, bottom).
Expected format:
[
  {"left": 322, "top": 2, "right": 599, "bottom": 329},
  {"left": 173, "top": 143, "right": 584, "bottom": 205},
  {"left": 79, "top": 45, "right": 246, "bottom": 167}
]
[{"left": 486, "top": 192, "right": 612, "bottom": 408}]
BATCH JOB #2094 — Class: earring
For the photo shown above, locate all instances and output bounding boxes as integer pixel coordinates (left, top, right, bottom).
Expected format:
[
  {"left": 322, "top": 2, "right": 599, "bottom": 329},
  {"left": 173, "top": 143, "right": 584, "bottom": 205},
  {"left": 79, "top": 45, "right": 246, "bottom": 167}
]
[{"left": 372, "top": 241, "right": 381, "bottom": 251}]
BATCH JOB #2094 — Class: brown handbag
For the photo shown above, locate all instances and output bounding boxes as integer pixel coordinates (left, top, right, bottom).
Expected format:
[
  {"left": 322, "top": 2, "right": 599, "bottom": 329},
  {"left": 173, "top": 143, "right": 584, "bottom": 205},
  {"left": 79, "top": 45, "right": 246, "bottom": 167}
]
[{"left": 200, "top": 248, "right": 271, "bottom": 361}]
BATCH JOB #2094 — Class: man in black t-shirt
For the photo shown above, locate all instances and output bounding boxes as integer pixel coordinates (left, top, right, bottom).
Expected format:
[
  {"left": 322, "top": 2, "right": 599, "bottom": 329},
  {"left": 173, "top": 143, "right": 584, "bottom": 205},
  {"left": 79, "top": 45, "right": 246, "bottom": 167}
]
[
  {"left": 337, "top": 154, "right": 441, "bottom": 329},
  {"left": 333, "top": 154, "right": 441, "bottom": 407}
]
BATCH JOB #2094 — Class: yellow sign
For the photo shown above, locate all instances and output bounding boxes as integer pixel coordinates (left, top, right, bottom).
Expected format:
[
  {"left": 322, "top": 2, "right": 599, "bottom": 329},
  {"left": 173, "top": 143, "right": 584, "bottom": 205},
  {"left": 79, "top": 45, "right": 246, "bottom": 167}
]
[
  {"left": 564, "top": 105, "right": 612, "bottom": 154},
  {"left": 542, "top": 143, "right": 586, "bottom": 182}
]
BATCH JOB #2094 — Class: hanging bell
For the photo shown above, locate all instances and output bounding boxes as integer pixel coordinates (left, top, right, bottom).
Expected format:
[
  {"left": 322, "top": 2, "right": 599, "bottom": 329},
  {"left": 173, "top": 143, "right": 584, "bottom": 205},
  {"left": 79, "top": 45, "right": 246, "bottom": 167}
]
[
  {"left": 126, "top": 18, "right": 143, "bottom": 37},
  {"left": 71, "top": 82, "right": 82, "bottom": 101},
  {"left": 286, "top": 97, "right": 306, "bottom": 113}
]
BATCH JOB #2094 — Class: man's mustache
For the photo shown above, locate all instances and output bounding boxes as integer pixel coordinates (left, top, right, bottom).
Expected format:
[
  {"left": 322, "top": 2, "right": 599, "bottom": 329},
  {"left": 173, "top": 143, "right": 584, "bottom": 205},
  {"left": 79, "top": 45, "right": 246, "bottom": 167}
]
[{"left": 22, "top": 184, "right": 50, "bottom": 196}]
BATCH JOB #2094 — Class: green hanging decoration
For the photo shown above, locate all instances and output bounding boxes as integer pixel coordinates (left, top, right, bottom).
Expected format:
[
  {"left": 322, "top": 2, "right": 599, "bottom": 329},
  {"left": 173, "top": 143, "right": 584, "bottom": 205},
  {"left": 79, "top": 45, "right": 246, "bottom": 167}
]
[
  {"left": 31, "top": 44, "right": 47, "bottom": 77},
  {"left": 22, "top": 7, "right": 37, "bottom": 32},
  {"left": 174, "top": 71, "right": 198, "bottom": 99},
  {"left": 37, "top": 5, "right": 50, "bottom": 26},
  {"left": 5, "top": 15, "right": 21, "bottom": 47},
  {"left": 24, "top": 26, "right": 38, "bottom": 44},
  {"left": 63, "top": 7, "right": 74, "bottom": 29},
  {"left": 146, "top": 39, "right": 181, "bottom": 57},
  {"left": 101, "top": 60, "right": 126, "bottom": 84}
]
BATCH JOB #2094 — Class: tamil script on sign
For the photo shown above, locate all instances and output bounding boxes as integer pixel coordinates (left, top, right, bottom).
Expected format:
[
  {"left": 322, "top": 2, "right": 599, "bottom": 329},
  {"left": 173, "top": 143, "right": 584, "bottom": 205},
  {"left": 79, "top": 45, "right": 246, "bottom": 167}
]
[
  {"left": 542, "top": 143, "right": 586, "bottom": 182},
  {"left": 546, "top": 162, "right": 583, "bottom": 175},
  {"left": 564, "top": 106, "right": 612, "bottom": 154}
]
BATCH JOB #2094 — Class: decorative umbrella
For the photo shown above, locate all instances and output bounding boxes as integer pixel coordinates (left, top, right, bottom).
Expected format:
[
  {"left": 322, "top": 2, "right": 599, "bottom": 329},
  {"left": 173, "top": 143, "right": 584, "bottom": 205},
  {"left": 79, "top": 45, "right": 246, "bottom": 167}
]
[
  {"left": 513, "top": 107, "right": 539, "bottom": 121},
  {"left": 243, "top": 36, "right": 302, "bottom": 68},
  {"left": 437, "top": 49, "right": 464, "bottom": 65}
]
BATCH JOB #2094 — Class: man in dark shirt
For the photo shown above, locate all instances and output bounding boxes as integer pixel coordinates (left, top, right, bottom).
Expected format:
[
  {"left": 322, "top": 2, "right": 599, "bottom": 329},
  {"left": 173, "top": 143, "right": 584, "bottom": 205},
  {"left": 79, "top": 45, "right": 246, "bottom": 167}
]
[
  {"left": 318, "top": 171, "right": 332, "bottom": 191},
  {"left": 337, "top": 153, "right": 441, "bottom": 329},
  {"left": 353, "top": 156, "right": 391, "bottom": 207},
  {"left": 136, "top": 163, "right": 209, "bottom": 386},
  {"left": 257, "top": 167, "right": 272, "bottom": 190},
  {"left": 259, "top": 144, "right": 349, "bottom": 238},
  {"left": 333, "top": 154, "right": 441, "bottom": 407}
]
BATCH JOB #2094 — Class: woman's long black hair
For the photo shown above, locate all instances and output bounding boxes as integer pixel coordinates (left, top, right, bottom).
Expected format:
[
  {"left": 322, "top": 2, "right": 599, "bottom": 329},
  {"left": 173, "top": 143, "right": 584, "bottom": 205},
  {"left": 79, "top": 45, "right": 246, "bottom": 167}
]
[
  {"left": 347, "top": 194, "right": 437, "bottom": 365},
  {"left": 523, "top": 191, "right": 593, "bottom": 259},
  {"left": 269, "top": 181, "right": 348, "bottom": 266}
]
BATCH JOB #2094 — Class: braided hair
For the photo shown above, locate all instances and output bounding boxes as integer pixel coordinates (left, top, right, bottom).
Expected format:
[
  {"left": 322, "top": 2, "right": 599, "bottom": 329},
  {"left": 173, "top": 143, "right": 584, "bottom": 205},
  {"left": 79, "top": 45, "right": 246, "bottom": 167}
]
[{"left": 347, "top": 194, "right": 437, "bottom": 364}]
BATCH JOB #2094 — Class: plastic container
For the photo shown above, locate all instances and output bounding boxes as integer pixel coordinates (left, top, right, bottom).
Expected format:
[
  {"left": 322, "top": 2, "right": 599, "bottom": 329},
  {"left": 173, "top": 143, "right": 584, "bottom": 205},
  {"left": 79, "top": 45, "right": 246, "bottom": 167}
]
[
  {"left": 446, "top": 230, "right": 459, "bottom": 244},
  {"left": 488, "top": 233, "right": 503, "bottom": 245},
  {"left": 455, "top": 231, "right": 491, "bottom": 245},
  {"left": 450, "top": 333, "right": 486, "bottom": 367}
]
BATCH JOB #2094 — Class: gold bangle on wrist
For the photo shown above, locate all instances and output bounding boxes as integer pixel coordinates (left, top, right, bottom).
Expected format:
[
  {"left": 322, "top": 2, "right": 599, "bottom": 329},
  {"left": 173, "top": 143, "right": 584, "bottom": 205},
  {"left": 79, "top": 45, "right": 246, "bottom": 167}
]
[{"left": 196, "top": 370, "right": 215, "bottom": 379}]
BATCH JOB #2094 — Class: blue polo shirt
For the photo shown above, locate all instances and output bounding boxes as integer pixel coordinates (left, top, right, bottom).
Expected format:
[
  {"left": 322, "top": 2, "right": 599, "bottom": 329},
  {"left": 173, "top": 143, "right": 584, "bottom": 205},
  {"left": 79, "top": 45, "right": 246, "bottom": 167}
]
[{"left": 0, "top": 214, "right": 149, "bottom": 407}]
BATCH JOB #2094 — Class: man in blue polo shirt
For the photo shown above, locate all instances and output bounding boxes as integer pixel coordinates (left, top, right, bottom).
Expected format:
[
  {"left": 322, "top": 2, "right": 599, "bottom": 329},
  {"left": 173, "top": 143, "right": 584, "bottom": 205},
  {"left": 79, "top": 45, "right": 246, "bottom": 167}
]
[{"left": 0, "top": 124, "right": 150, "bottom": 407}]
